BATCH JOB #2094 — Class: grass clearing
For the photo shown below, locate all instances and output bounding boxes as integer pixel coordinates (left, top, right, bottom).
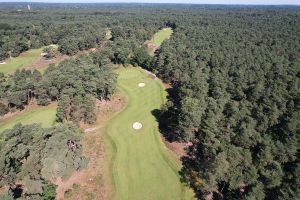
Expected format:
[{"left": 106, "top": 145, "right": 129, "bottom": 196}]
[
  {"left": 0, "top": 106, "right": 56, "bottom": 133},
  {"left": 106, "top": 67, "right": 194, "bottom": 200},
  {"left": 36, "top": 64, "right": 49, "bottom": 74},
  {"left": 151, "top": 28, "right": 173, "bottom": 46},
  {"left": 106, "top": 29, "right": 112, "bottom": 40},
  {"left": 0, "top": 44, "right": 59, "bottom": 74},
  {"left": 0, "top": 47, "right": 44, "bottom": 74}
]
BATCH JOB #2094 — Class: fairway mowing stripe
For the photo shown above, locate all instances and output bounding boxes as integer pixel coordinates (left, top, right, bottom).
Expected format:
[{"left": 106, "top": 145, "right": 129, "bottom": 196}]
[
  {"left": 105, "top": 67, "right": 194, "bottom": 200},
  {"left": 103, "top": 84, "right": 132, "bottom": 199},
  {"left": 109, "top": 83, "right": 138, "bottom": 198},
  {"left": 0, "top": 106, "right": 56, "bottom": 134},
  {"left": 150, "top": 82, "right": 191, "bottom": 200}
]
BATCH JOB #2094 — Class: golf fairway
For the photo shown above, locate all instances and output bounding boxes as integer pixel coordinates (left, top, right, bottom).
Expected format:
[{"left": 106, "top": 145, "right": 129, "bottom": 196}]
[
  {"left": 106, "top": 67, "right": 194, "bottom": 200},
  {"left": 0, "top": 106, "right": 56, "bottom": 133}
]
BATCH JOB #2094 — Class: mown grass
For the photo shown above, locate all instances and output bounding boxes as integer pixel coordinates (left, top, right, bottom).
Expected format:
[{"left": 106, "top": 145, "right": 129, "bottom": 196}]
[
  {"left": 0, "top": 106, "right": 57, "bottom": 133},
  {"left": 106, "top": 67, "right": 194, "bottom": 200},
  {"left": 151, "top": 28, "right": 173, "bottom": 46},
  {"left": 106, "top": 29, "right": 112, "bottom": 40},
  {"left": 0, "top": 48, "right": 44, "bottom": 74}
]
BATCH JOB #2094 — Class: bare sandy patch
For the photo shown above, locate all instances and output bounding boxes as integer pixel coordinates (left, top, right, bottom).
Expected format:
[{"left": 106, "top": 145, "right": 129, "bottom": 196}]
[
  {"left": 140, "top": 68, "right": 157, "bottom": 80},
  {"left": 132, "top": 122, "right": 143, "bottom": 130},
  {"left": 138, "top": 82, "right": 146, "bottom": 87},
  {"left": 162, "top": 138, "right": 192, "bottom": 162},
  {"left": 25, "top": 54, "right": 70, "bottom": 70},
  {"left": 84, "top": 127, "right": 98, "bottom": 133},
  {"left": 145, "top": 40, "right": 160, "bottom": 56}
]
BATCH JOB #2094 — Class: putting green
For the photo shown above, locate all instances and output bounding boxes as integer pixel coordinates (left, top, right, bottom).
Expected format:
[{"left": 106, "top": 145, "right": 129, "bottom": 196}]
[
  {"left": 0, "top": 106, "right": 56, "bottom": 133},
  {"left": 106, "top": 67, "right": 194, "bottom": 200},
  {"left": 151, "top": 28, "right": 173, "bottom": 46}
]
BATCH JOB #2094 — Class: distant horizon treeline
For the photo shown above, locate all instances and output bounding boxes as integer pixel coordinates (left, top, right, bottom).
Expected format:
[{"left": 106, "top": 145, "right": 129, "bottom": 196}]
[{"left": 0, "top": 5, "right": 176, "bottom": 61}]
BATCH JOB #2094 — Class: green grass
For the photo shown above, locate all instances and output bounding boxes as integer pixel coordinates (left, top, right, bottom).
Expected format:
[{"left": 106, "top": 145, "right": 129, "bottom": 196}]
[
  {"left": 0, "top": 47, "right": 44, "bottom": 74},
  {"left": 106, "top": 29, "right": 112, "bottom": 40},
  {"left": 106, "top": 67, "right": 194, "bottom": 200},
  {"left": 0, "top": 106, "right": 56, "bottom": 133},
  {"left": 151, "top": 28, "right": 173, "bottom": 46}
]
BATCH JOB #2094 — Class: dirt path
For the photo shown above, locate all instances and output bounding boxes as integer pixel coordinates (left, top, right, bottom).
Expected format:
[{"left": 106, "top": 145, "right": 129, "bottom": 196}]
[{"left": 25, "top": 54, "right": 70, "bottom": 71}]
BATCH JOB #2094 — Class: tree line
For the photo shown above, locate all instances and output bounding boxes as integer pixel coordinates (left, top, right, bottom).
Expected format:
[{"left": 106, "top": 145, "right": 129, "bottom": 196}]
[
  {"left": 151, "top": 7, "right": 300, "bottom": 200},
  {"left": 0, "top": 53, "right": 117, "bottom": 124},
  {"left": 0, "top": 4, "right": 170, "bottom": 60}
]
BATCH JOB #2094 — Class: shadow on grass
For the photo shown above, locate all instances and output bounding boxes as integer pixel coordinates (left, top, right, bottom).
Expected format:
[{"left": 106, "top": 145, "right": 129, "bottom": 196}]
[
  {"left": 151, "top": 85, "right": 183, "bottom": 142},
  {"left": 151, "top": 108, "right": 181, "bottom": 142},
  {"left": 150, "top": 82, "right": 198, "bottom": 198}
]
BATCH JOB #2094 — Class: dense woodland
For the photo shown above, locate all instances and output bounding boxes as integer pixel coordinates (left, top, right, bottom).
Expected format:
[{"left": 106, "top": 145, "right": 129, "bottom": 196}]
[
  {"left": 0, "top": 3, "right": 164, "bottom": 60},
  {"left": 0, "top": 56, "right": 116, "bottom": 124},
  {"left": 0, "top": 123, "right": 86, "bottom": 199},
  {"left": 153, "top": 6, "right": 300, "bottom": 200},
  {"left": 0, "top": 3, "right": 299, "bottom": 200}
]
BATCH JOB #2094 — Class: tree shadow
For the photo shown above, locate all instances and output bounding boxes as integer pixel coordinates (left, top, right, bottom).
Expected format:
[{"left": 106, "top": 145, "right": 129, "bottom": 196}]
[
  {"left": 151, "top": 86, "right": 197, "bottom": 199},
  {"left": 11, "top": 184, "right": 23, "bottom": 198},
  {"left": 152, "top": 111, "right": 180, "bottom": 142},
  {"left": 152, "top": 107, "right": 197, "bottom": 199},
  {"left": 151, "top": 86, "right": 182, "bottom": 142}
]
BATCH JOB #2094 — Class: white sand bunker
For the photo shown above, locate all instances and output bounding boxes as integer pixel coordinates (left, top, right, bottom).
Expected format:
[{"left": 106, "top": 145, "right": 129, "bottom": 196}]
[
  {"left": 0, "top": 62, "right": 6, "bottom": 65},
  {"left": 138, "top": 82, "right": 146, "bottom": 88},
  {"left": 84, "top": 127, "right": 97, "bottom": 133},
  {"left": 132, "top": 122, "right": 143, "bottom": 130}
]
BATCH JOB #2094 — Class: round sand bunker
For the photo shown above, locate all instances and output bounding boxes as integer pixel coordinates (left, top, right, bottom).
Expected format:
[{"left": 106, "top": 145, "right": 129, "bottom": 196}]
[
  {"left": 138, "top": 82, "right": 146, "bottom": 88},
  {"left": 132, "top": 122, "right": 143, "bottom": 130}
]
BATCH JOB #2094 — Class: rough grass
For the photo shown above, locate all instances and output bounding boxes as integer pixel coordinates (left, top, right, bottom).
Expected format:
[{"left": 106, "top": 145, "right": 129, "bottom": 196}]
[
  {"left": 0, "top": 47, "right": 44, "bottom": 74},
  {"left": 106, "top": 67, "right": 194, "bottom": 200},
  {"left": 151, "top": 28, "right": 173, "bottom": 46},
  {"left": 0, "top": 106, "right": 56, "bottom": 133},
  {"left": 36, "top": 64, "right": 49, "bottom": 74},
  {"left": 106, "top": 29, "right": 112, "bottom": 40}
]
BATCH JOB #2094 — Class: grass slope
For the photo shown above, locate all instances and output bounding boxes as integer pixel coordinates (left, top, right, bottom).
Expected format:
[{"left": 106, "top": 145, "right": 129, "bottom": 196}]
[
  {"left": 106, "top": 67, "right": 194, "bottom": 200},
  {"left": 0, "top": 47, "right": 43, "bottom": 74},
  {"left": 0, "top": 106, "right": 56, "bottom": 133},
  {"left": 151, "top": 28, "right": 173, "bottom": 46}
]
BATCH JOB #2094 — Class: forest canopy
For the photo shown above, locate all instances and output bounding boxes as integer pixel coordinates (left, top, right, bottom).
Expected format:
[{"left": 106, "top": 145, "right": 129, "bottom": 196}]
[
  {"left": 0, "top": 123, "right": 87, "bottom": 199},
  {"left": 0, "top": 55, "right": 117, "bottom": 124},
  {"left": 151, "top": 5, "right": 300, "bottom": 200},
  {"left": 0, "top": 3, "right": 299, "bottom": 200}
]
